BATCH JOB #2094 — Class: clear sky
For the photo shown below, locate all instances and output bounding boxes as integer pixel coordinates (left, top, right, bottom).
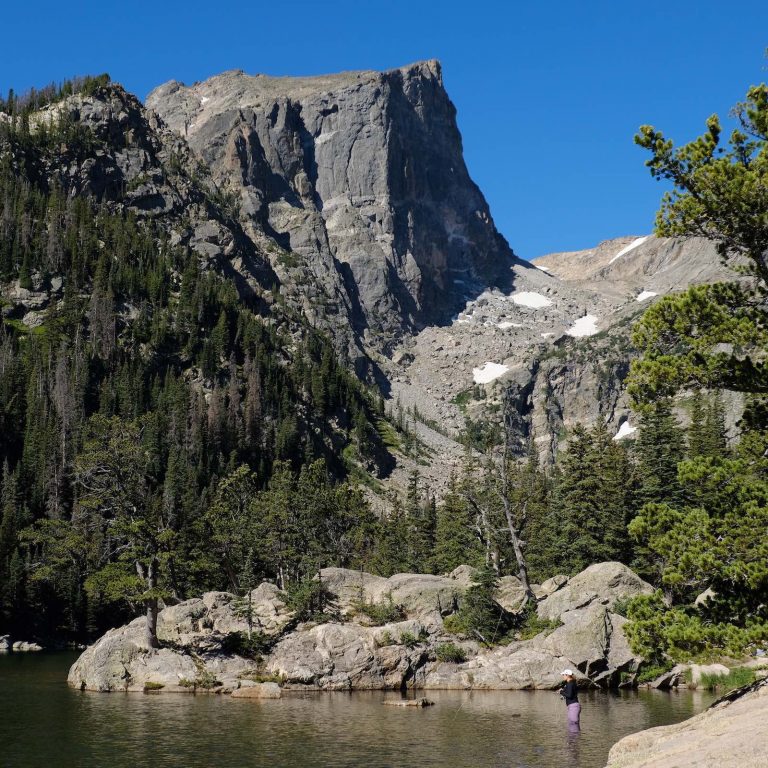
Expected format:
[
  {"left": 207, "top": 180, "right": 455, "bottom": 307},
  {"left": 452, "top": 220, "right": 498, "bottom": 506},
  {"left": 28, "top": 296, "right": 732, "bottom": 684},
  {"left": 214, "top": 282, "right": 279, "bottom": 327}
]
[{"left": 2, "top": 0, "right": 766, "bottom": 259}]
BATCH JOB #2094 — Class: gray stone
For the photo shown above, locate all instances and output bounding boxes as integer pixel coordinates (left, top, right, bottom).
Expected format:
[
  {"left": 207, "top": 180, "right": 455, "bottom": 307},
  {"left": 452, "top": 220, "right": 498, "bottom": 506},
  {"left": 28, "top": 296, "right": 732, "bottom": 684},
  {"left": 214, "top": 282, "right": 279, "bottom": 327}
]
[
  {"left": 537, "top": 562, "right": 652, "bottom": 621},
  {"left": 649, "top": 664, "right": 687, "bottom": 690},
  {"left": 266, "top": 620, "right": 423, "bottom": 691},
  {"left": 11, "top": 641, "right": 43, "bottom": 652},
  {"left": 689, "top": 663, "right": 730, "bottom": 686},
  {"left": 231, "top": 682, "right": 282, "bottom": 699},
  {"left": 606, "top": 679, "right": 768, "bottom": 768},
  {"left": 319, "top": 567, "right": 462, "bottom": 618}
]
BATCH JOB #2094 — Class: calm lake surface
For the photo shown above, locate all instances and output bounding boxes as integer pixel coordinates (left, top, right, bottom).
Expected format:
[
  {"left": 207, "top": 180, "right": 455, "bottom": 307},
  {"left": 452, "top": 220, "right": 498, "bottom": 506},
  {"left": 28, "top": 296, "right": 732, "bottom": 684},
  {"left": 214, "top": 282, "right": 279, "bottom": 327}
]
[{"left": 1, "top": 653, "right": 714, "bottom": 768}]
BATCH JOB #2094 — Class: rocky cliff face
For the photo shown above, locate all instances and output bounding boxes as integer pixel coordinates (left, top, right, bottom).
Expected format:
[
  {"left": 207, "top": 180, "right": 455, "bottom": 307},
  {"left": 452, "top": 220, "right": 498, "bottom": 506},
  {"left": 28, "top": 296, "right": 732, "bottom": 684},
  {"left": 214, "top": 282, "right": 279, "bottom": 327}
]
[
  {"left": 10, "top": 84, "right": 276, "bottom": 299},
  {"left": 387, "top": 232, "right": 742, "bottom": 468},
  {"left": 147, "top": 62, "right": 519, "bottom": 356}
]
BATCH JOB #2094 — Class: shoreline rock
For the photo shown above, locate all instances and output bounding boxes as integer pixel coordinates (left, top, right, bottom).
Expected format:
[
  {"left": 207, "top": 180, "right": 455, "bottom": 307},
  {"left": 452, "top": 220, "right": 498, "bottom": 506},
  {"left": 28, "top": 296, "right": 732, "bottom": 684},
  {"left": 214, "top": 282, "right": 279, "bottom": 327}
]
[
  {"left": 68, "top": 562, "right": 651, "bottom": 694},
  {"left": 605, "top": 679, "right": 768, "bottom": 767}
]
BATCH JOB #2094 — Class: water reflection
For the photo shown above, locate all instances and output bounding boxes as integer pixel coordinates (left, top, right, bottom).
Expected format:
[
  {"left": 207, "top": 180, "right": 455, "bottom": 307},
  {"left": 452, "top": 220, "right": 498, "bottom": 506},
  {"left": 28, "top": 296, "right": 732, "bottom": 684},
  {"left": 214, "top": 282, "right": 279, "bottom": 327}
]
[{"left": 0, "top": 654, "right": 714, "bottom": 768}]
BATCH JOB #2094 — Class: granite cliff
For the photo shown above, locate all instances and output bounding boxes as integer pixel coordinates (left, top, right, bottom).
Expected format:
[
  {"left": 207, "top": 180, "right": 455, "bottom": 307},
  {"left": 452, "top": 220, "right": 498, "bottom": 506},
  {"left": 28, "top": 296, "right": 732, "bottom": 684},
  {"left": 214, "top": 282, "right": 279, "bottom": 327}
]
[{"left": 146, "top": 62, "right": 530, "bottom": 363}]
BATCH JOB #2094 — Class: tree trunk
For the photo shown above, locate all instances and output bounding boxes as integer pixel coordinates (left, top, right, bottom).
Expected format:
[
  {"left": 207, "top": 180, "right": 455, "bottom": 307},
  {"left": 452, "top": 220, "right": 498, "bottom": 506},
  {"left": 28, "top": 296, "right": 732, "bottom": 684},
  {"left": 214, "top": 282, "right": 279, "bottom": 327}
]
[
  {"left": 501, "top": 396, "right": 535, "bottom": 604},
  {"left": 137, "top": 558, "right": 160, "bottom": 649}
]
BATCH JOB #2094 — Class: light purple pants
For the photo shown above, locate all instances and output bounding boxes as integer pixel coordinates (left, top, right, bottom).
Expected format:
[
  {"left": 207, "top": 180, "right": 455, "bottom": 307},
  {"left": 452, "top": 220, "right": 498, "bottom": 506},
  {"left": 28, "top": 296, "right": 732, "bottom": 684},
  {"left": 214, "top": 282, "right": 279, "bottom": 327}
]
[{"left": 567, "top": 702, "right": 581, "bottom": 726}]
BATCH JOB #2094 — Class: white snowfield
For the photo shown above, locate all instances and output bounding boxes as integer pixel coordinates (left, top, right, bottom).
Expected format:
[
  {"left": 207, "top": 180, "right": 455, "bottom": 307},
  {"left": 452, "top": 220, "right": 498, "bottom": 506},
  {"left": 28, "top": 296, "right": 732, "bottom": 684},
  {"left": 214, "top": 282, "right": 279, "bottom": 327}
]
[
  {"left": 636, "top": 290, "right": 658, "bottom": 302},
  {"left": 608, "top": 236, "right": 650, "bottom": 265},
  {"left": 510, "top": 291, "right": 552, "bottom": 308},
  {"left": 497, "top": 321, "right": 523, "bottom": 330},
  {"left": 472, "top": 362, "right": 509, "bottom": 384},
  {"left": 566, "top": 314, "right": 599, "bottom": 337},
  {"left": 614, "top": 422, "right": 637, "bottom": 440},
  {"left": 536, "top": 265, "right": 551, "bottom": 273}
]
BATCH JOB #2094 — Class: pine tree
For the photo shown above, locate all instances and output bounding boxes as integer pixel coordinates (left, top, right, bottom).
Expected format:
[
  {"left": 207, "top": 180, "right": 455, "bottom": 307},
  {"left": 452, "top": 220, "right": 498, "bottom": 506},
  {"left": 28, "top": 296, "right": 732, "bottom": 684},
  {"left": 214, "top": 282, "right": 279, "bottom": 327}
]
[
  {"left": 634, "top": 401, "right": 685, "bottom": 507},
  {"left": 553, "top": 422, "right": 635, "bottom": 574},
  {"left": 432, "top": 475, "right": 483, "bottom": 574}
]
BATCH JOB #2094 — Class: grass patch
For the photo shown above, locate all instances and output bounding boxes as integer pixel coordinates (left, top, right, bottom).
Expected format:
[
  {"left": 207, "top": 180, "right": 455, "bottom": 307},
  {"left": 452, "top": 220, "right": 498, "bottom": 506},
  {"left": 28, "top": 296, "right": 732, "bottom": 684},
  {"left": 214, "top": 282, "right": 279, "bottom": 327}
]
[
  {"left": 375, "top": 417, "right": 401, "bottom": 450},
  {"left": 237, "top": 669, "right": 286, "bottom": 685},
  {"left": 700, "top": 667, "right": 756, "bottom": 693}
]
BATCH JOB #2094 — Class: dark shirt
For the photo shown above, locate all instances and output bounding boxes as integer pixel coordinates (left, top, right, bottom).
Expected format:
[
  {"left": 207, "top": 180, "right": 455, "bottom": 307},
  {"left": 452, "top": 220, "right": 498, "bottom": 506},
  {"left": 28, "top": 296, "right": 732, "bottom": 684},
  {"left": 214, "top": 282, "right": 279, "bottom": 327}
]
[{"left": 561, "top": 679, "right": 579, "bottom": 705}]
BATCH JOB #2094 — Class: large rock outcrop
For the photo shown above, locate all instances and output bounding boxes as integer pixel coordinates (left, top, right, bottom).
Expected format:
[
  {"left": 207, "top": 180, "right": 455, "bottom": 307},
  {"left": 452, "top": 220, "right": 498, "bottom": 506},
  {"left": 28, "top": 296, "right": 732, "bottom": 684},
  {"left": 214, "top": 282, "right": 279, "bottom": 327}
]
[
  {"left": 147, "top": 62, "right": 521, "bottom": 352},
  {"left": 68, "top": 562, "right": 652, "bottom": 694},
  {"left": 605, "top": 680, "right": 768, "bottom": 768}
]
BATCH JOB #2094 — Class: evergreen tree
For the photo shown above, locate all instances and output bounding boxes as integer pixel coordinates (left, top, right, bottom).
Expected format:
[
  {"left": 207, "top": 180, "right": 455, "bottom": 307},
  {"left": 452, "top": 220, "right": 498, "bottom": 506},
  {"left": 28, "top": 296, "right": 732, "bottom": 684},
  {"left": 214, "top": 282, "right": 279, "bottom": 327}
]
[
  {"left": 634, "top": 401, "right": 685, "bottom": 507},
  {"left": 553, "top": 422, "right": 634, "bottom": 574},
  {"left": 432, "top": 475, "right": 484, "bottom": 574}
]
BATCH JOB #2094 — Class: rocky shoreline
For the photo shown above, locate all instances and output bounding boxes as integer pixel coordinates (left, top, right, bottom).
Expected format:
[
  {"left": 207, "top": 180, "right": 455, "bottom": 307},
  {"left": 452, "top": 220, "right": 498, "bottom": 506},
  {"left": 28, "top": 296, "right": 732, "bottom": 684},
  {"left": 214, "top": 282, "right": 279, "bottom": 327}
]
[
  {"left": 68, "top": 562, "right": 651, "bottom": 694},
  {"left": 604, "top": 679, "right": 768, "bottom": 768}
]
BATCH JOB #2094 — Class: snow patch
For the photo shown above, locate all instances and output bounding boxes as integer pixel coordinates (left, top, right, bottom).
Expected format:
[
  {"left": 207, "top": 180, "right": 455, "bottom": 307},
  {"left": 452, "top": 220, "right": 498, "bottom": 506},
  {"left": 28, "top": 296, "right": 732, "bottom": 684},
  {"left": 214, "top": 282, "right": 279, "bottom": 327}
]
[
  {"left": 566, "top": 314, "right": 599, "bottom": 337},
  {"left": 536, "top": 265, "right": 551, "bottom": 273},
  {"left": 472, "top": 362, "right": 509, "bottom": 384},
  {"left": 608, "top": 236, "right": 649, "bottom": 264},
  {"left": 613, "top": 422, "right": 637, "bottom": 441},
  {"left": 541, "top": 332, "right": 555, "bottom": 338},
  {"left": 636, "top": 290, "right": 658, "bottom": 302},
  {"left": 315, "top": 130, "right": 337, "bottom": 146},
  {"left": 510, "top": 291, "right": 552, "bottom": 309},
  {"left": 497, "top": 321, "right": 522, "bottom": 330},
  {"left": 200, "top": 96, "right": 210, "bottom": 105}
]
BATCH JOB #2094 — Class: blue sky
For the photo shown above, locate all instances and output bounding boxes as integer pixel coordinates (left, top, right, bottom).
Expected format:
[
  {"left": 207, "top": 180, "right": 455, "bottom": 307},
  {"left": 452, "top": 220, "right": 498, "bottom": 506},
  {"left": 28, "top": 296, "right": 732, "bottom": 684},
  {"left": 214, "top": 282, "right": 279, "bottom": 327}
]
[{"left": 2, "top": 1, "right": 766, "bottom": 259}]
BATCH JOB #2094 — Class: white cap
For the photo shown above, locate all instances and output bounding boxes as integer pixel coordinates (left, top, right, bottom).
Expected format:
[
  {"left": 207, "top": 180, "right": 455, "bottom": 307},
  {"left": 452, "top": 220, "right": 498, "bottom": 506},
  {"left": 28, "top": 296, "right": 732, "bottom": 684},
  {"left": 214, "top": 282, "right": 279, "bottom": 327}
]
[{"left": 561, "top": 669, "right": 573, "bottom": 676}]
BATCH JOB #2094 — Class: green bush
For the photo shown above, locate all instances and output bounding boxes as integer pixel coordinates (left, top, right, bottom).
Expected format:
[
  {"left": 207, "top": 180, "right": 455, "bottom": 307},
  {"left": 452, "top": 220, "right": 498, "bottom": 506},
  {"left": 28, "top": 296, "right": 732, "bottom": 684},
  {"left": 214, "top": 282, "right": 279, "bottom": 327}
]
[
  {"left": 435, "top": 643, "right": 467, "bottom": 663},
  {"left": 636, "top": 661, "right": 674, "bottom": 684},
  {"left": 220, "top": 631, "right": 274, "bottom": 659},
  {"left": 238, "top": 669, "right": 286, "bottom": 685},
  {"left": 517, "top": 604, "right": 561, "bottom": 640},
  {"left": 399, "top": 631, "right": 419, "bottom": 649},
  {"left": 287, "top": 577, "right": 338, "bottom": 623},
  {"left": 178, "top": 669, "right": 221, "bottom": 690},
  {"left": 143, "top": 681, "right": 165, "bottom": 691},
  {"left": 442, "top": 567, "right": 510, "bottom": 644},
  {"left": 352, "top": 593, "right": 406, "bottom": 625},
  {"left": 376, "top": 630, "right": 395, "bottom": 647}
]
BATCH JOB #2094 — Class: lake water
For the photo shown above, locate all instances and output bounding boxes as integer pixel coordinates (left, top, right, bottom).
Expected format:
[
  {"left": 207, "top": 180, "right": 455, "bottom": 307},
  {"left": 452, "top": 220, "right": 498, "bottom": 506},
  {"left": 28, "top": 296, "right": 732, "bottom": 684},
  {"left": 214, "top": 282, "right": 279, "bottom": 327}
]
[{"left": 1, "top": 653, "right": 714, "bottom": 768}]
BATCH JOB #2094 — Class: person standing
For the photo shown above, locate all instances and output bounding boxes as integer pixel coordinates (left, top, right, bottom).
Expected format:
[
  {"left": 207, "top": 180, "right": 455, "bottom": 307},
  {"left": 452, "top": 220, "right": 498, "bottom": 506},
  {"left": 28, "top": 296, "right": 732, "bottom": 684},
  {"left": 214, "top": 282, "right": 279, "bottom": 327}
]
[{"left": 560, "top": 669, "right": 581, "bottom": 729}]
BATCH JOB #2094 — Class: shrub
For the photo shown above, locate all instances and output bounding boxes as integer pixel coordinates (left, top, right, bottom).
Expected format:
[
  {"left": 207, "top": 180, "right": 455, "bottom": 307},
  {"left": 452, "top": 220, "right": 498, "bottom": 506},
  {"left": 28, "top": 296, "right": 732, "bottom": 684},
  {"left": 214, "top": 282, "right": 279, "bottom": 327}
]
[
  {"left": 517, "top": 604, "right": 561, "bottom": 641},
  {"left": 143, "top": 681, "right": 165, "bottom": 691},
  {"left": 636, "top": 662, "right": 674, "bottom": 684},
  {"left": 352, "top": 593, "right": 406, "bottom": 625},
  {"left": 435, "top": 643, "right": 467, "bottom": 664},
  {"left": 399, "top": 631, "right": 419, "bottom": 649},
  {"left": 611, "top": 597, "right": 632, "bottom": 618},
  {"left": 376, "top": 630, "right": 395, "bottom": 647},
  {"left": 287, "top": 577, "right": 338, "bottom": 623},
  {"left": 220, "top": 631, "right": 273, "bottom": 659},
  {"left": 178, "top": 670, "right": 221, "bottom": 690},
  {"left": 238, "top": 670, "right": 286, "bottom": 685},
  {"left": 442, "top": 567, "right": 510, "bottom": 644}
]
